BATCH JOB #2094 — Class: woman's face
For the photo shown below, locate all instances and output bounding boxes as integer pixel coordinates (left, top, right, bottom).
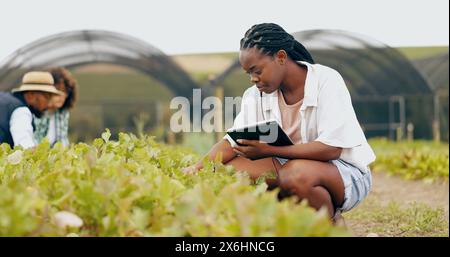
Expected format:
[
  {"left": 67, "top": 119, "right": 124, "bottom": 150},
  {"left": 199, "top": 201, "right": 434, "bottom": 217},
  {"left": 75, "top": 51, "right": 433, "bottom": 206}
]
[
  {"left": 48, "top": 82, "right": 67, "bottom": 110},
  {"left": 239, "top": 47, "right": 285, "bottom": 94}
]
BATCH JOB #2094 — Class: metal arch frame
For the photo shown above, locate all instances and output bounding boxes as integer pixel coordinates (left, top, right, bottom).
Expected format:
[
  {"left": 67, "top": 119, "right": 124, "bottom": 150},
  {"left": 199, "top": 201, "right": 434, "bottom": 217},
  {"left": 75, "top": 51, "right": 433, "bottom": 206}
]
[
  {"left": 0, "top": 30, "right": 199, "bottom": 97},
  {"left": 414, "top": 52, "right": 449, "bottom": 91},
  {"left": 292, "top": 30, "right": 432, "bottom": 96},
  {"left": 212, "top": 29, "right": 433, "bottom": 98},
  {"left": 300, "top": 29, "right": 431, "bottom": 94}
]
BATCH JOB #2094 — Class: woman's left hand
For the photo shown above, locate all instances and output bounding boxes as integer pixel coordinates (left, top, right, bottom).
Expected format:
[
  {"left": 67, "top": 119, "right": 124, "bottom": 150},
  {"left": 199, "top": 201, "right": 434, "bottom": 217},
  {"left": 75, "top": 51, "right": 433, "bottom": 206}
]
[{"left": 232, "top": 139, "right": 272, "bottom": 160}]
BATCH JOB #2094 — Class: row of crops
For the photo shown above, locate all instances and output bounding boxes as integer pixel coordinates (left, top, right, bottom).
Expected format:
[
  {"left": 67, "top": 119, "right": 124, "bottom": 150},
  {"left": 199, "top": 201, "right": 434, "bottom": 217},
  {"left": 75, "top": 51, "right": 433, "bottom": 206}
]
[
  {"left": 0, "top": 131, "right": 345, "bottom": 236},
  {"left": 1, "top": 132, "right": 447, "bottom": 236},
  {"left": 369, "top": 139, "right": 449, "bottom": 182}
]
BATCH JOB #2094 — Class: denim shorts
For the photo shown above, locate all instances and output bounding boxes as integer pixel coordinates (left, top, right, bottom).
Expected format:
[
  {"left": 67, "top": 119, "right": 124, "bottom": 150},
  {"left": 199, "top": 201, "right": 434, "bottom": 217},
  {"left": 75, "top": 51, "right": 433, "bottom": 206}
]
[
  {"left": 331, "top": 159, "right": 372, "bottom": 213},
  {"left": 276, "top": 157, "right": 372, "bottom": 213}
]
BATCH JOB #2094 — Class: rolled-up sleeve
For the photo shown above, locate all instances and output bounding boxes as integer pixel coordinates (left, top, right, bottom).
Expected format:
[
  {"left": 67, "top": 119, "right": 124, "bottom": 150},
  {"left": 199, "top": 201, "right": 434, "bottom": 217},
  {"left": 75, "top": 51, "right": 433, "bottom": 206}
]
[
  {"left": 10, "top": 107, "right": 36, "bottom": 149},
  {"left": 315, "top": 71, "right": 364, "bottom": 149}
]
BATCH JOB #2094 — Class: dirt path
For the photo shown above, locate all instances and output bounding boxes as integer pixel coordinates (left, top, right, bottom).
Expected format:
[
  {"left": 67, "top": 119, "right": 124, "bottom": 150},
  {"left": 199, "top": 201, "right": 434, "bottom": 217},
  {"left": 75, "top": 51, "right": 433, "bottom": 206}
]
[
  {"left": 343, "top": 172, "right": 449, "bottom": 236},
  {"left": 368, "top": 172, "right": 449, "bottom": 214}
]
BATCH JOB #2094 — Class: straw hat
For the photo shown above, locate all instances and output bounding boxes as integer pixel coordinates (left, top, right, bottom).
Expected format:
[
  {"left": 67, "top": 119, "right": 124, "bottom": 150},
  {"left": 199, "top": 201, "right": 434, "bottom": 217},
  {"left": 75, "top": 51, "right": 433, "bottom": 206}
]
[{"left": 11, "top": 71, "right": 64, "bottom": 95}]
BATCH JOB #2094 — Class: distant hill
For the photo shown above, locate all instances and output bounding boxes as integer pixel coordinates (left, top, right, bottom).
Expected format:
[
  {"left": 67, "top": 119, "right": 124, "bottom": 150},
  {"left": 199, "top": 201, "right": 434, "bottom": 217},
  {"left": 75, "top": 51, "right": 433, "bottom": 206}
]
[
  {"left": 172, "top": 52, "right": 238, "bottom": 86},
  {"left": 73, "top": 47, "right": 448, "bottom": 86},
  {"left": 171, "top": 47, "right": 449, "bottom": 84},
  {"left": 396, "top": 46, "right": 449, "bottom": 60}
]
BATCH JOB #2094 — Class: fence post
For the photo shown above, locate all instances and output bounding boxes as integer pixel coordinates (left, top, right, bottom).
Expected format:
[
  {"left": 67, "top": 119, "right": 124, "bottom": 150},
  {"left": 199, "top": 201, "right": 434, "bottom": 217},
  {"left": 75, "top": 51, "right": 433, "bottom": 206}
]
[
  {"left": 433, "top": 94, "right": 441, "bottom": 142},
  {"left": 167, "top": 131, "right": 176, "bottom": 144},
  {"left": 214, "top": 86, "right": 224, "bottom": 143},
  {"left": 396, "top": 126, "right": 403, "bottom": 141},
  {"left": 388, "top": 97, "right": 395, "bottom": 140},
  {"left": 399, "top": 96, "right": 406, "bottom": 140},
  {"left": 407, "top": 122, "right": 414, "bottom": 141}
]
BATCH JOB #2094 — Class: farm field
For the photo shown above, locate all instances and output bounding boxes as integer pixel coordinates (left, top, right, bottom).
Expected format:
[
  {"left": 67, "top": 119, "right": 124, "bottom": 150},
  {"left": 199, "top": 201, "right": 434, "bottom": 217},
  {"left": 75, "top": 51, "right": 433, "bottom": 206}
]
[
  {"left": 0, "top": 132, "right": 346, "bottom": 236},
  {"left": 182, "top": 134, "right": 450, "bottom": 237},
  {"left": 1, "top": 132, "right": 447, "bottom": 236}
]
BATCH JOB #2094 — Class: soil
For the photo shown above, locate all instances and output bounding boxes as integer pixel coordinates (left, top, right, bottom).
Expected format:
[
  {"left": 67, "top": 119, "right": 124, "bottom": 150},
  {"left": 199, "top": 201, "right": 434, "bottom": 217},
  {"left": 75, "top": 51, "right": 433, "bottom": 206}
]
[{"left": 344, "top": 172, "right": 449, "bottom": 236}]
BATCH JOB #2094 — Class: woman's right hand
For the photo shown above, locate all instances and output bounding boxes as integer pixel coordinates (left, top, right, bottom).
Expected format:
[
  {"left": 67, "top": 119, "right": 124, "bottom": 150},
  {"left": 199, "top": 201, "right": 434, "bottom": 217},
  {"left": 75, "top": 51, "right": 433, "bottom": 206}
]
[
  {"left": 181, "top": 164, "right": 200, "bottom": 174},
  {"left": 181, "top": 140, "right": 234, "bottom": 175}
]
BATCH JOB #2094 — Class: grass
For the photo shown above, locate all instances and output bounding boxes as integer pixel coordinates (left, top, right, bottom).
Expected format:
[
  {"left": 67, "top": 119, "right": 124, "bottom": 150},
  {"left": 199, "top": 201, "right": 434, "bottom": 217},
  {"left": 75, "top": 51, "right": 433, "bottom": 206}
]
[
  {"left": 172, "top": 52, "right": 237, "bottom": 75},
  {"left": 396, "top": 46, "right": 449, "bottom": 60},
  {"left": 172, "top": 46, "right": 450, "bottom": 63},
  {"left": 174, "top": 51, "right": 239, "bottom": 60},
  {"left": 369, "top": 138, "right": 449, "bottom": 182},
  {"left": 344, "top": 199, "right": 449, "bottom": 237}
]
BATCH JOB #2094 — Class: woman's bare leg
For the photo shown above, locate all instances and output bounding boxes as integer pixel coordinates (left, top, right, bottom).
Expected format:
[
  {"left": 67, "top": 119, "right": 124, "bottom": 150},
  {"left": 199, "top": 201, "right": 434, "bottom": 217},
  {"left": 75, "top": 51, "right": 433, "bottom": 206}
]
[
  {"left": 224, "top": 156, "right": 282, "bottom": 188},
  {"left": 224, "top": 156, "right": 345, "bottom": 218},
  {"left": 277, "top": 159, "right": 345, "bottom": 218}
]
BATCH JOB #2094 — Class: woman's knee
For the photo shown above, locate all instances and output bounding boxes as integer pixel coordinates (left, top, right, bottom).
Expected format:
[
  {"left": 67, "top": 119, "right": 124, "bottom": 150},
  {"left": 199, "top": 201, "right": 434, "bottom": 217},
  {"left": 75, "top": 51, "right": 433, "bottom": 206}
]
[
  {"left": 278, "top": 160, "right": 315, "bottom": 195},
  {"left": 225, "top": 156, "right": 275, "bottom": 180}
]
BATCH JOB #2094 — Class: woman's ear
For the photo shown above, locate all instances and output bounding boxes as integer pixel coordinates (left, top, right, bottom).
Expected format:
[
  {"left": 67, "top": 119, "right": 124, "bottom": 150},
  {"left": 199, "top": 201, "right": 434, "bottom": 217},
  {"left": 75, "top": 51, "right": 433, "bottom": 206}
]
[{"left": 276, "top": 50, "right": 288, "bottom": 65}]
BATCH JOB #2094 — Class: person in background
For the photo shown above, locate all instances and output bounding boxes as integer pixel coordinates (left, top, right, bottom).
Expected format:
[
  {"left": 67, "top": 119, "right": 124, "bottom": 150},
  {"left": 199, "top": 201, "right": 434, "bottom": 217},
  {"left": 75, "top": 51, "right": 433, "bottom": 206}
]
[
  {"left": 0, "top": 71, "right": 64, "bottom": 148},
  {"left": 33, "top": 67, "right": 78, "bottom": 147}
]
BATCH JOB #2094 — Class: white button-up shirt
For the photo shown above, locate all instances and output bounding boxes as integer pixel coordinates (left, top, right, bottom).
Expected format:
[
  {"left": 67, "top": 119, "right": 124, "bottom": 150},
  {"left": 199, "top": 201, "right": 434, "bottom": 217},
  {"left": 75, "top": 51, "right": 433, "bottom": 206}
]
[
  {"left": 10, "top": 107, "right": 36, "bottom": 149},
  {"left": 224, "top": 61, "right": 376, "bottom": 172}
]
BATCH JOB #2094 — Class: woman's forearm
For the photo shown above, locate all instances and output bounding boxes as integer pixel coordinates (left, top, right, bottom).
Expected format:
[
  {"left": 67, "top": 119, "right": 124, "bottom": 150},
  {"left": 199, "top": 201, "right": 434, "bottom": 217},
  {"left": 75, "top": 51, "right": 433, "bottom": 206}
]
[
  {"left": 267, "top": 141, "right": 342, "bottom": 162},
  {"left": 194, "top": 139, "right": 237, "bottom": 169}
]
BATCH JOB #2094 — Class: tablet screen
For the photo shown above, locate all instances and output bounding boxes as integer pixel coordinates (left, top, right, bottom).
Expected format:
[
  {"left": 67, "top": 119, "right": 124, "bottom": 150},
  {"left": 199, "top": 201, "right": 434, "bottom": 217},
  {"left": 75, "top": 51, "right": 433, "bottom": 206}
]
[{"left": 227, "top": 120, "right": 294, "bottom": 146}]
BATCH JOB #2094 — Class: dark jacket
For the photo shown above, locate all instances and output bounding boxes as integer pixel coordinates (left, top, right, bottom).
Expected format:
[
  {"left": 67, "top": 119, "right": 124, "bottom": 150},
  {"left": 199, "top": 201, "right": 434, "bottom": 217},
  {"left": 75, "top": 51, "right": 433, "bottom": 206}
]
[{"left": 0, "top": 92, "right": 28, "bottom": 147}]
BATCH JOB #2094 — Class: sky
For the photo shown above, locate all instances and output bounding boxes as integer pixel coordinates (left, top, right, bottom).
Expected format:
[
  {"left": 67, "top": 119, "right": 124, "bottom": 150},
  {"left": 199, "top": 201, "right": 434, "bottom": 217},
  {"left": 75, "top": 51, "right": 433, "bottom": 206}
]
[{"left": 0, "top": 0, "right": 448, "bottom": 61}]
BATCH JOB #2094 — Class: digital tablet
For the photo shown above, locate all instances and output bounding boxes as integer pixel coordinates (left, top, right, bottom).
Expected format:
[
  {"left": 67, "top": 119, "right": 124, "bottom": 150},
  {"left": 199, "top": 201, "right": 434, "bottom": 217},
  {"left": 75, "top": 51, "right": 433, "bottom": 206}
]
[{"left": 226, "top": 119, "right": 294, "bottom": 146}]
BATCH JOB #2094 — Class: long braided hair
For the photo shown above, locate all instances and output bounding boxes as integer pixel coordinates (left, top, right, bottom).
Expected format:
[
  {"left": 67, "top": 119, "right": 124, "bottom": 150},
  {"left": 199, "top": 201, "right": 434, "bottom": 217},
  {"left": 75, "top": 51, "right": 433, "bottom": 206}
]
[{"left": 240, "top": 23, "right": 314, "bottom": 64}]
